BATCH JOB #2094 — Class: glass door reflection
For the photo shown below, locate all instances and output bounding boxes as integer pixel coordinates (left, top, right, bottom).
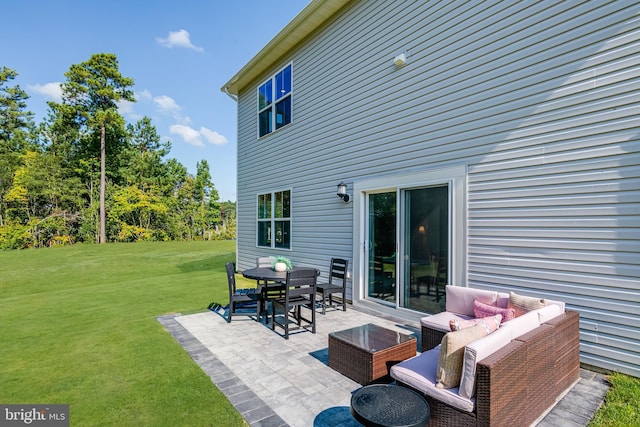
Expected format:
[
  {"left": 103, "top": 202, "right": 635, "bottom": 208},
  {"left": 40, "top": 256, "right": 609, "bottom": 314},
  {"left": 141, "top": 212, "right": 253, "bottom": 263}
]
[
  {"left": 367, "top": 192, "right": 397, "bottom": 303},
  {"left": 403, "top": 185, "right": 448, "bottom": 313}
]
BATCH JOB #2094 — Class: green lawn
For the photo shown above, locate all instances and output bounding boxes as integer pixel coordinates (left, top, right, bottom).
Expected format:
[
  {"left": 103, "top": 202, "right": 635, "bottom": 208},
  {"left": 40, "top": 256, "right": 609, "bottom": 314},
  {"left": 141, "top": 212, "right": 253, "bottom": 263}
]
[
  {"left": 590, "top": 372, "right": 640, "bottom": 426},
  {"left": 1, "top": 241, "right": 638, "bottom": 426},
  {"left": 0, "top": 241, "right": 246, "bottom": 426}
]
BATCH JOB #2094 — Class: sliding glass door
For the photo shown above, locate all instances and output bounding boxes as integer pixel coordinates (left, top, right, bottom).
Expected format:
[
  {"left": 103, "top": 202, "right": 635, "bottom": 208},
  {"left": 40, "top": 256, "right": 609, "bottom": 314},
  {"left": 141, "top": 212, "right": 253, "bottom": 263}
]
[
  {"left": 402, "top": 186, "right": 448, "bottom": 313},
  {"left": 366, "top": 192, "right": 397, "bottom": 303},
  {"left": 365, "top": 185, "right": 449, "bottom": 314}
]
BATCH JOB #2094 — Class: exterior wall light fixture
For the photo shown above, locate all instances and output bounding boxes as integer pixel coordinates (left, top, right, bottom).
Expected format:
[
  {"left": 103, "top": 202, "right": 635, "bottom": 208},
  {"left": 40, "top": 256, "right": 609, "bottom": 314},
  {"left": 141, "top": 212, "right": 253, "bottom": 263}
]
[
  {"left": 394, "top": 52, "right": 407, "bottom": 68},
  {"left": 337, "top": 181, "right": 350, "bottom": 203}
]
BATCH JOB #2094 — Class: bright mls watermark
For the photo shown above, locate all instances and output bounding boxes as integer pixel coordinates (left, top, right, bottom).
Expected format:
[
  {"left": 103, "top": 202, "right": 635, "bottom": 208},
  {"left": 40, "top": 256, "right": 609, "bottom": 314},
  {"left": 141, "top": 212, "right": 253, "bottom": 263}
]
[{"left": 1, "top": 405, "right": 69, "bottom": 426}]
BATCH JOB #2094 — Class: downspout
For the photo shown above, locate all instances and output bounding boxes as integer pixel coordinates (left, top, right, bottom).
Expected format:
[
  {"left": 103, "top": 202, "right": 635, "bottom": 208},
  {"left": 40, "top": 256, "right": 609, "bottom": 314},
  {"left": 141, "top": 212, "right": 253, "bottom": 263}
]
[{"left": 222, "top": 83, "right": 238, "bottom": 272}]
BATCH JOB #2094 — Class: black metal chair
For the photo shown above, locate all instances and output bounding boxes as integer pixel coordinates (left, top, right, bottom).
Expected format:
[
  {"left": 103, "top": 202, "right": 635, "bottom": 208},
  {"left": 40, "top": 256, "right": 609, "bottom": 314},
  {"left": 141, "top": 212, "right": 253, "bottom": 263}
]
[
  {"left": 316, "top": 258, "right": 349, "bottom": 314},
  {"left": 225, "top": 261, "right": 258, "bottom": 323},
  {"left": 271, "top": 268, "right": 318, "bottom": 339}
]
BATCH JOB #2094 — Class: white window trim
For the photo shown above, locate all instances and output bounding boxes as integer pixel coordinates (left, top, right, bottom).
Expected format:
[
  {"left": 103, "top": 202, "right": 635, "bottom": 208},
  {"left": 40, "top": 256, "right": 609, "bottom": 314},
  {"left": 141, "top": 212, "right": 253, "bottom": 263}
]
[
  {"left": 351, "top": 165, "right": 467, "bottom": 307},
  {"left": 256, "top": 188, "right": 292, "bottom": 250},
  {"left": 257, "top": 63, "right": 293, "bottom": 139}
]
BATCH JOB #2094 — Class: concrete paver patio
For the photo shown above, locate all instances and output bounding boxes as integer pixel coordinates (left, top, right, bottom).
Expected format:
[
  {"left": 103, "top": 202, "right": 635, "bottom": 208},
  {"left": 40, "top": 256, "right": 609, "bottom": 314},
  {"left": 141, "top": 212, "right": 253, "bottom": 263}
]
[{"left": 158, "top": 304, "right": 609, "bottom": 427}]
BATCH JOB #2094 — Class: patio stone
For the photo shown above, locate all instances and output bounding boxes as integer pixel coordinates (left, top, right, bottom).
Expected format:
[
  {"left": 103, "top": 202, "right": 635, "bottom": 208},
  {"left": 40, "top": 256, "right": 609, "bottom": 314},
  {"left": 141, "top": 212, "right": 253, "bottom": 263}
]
[{"left": 158, "top": 306, "right": 608, "bottom": 427}]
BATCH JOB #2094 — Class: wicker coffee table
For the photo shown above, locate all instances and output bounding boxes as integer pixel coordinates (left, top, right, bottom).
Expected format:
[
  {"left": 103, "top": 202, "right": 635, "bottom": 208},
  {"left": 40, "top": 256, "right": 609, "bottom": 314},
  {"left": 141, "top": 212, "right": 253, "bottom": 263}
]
[{"left": 328, "top": 323, "right": 417, "bottom": 384}]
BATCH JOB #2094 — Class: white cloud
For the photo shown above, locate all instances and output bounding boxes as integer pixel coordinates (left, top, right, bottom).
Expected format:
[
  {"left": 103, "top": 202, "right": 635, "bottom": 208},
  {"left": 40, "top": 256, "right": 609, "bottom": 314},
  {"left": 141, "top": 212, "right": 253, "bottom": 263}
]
[
  {"left": 200, "top": 127, "right": 228, "bottom": 145},
  {"left": 145, "top": 93, "right": 190, "bottom": 124},
  {"left": 136, "top": 89, "right": 153, "bottom": 102},
  {"left": 117, "top": 99, "right": 143, "bottom": 121},
  {"left": 28, "top": 82, "right": 62, "bottom": 101},
  {"left": 117, "top": 99, "right": 135, "bottom": 114},
  {"left": 170, "top": 125, "right": 228, "bottom": 147},
  {"left": 126, "top": 89, "right": 225, "bottom": 148},
  {"left": 156, "top": 29, "right": 204, "bottom": 52},
  {"left": 170, "top": 124, "right": 203, "bottom": 147},
  {"left": 153, "top": 95, "right": 180, "bottom": 114}
]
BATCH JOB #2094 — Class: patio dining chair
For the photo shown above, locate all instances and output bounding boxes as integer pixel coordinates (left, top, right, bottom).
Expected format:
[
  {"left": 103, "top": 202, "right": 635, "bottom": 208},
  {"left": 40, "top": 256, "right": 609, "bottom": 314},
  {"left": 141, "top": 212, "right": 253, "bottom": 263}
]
[
  {"left": 256, "top": 257, "right": 285, "bottom": 324},
  {"left": 225, "top": 261, "right": 259, "bottom": 323},
  {"left": 271, "top": 268, "right": 318, "bottom": 339},
  {"left": 316, "top": 258, "right": 349, "bottom": 314},
  {"left": 256, "top": 256, "right": 272, "bottom": 269},
  {"left": 426, "top": 255, "right": 446, "bottom": 303},
  {"left": 371, "top": 258, "right": 395, "bottom": 299}
]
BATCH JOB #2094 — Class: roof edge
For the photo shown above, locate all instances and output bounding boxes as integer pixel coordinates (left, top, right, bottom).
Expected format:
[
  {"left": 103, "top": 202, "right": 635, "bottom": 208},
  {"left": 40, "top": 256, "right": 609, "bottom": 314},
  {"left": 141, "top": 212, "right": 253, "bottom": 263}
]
[{"left": 221, "top": 0, "right": 351, "bottom": 97}]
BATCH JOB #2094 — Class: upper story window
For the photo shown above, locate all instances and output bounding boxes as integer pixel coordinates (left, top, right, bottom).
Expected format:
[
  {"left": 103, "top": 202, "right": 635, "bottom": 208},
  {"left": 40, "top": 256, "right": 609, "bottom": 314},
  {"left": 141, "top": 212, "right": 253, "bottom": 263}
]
[{"left": 258, "top": 64, "right": 292, "bottom": 137}]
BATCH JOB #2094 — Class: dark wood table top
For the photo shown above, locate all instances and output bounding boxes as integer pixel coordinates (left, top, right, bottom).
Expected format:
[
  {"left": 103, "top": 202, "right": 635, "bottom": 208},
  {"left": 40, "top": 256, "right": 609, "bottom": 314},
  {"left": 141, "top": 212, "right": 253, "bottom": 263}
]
[
  {"left": 242, "top": 266, "right": 319, "bottom": 282},
  {"left": 351, "top": 384, "right": 429, "bottom": 427},
  {"left": 242, "top": 267, "right": 287, "bottom": 282}
]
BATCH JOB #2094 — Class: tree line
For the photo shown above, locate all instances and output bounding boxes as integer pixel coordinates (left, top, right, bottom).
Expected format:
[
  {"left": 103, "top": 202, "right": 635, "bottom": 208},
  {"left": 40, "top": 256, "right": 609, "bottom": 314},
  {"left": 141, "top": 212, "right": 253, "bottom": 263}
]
[{"left": 0, "top": 54, "right": 235, "bottom": 250}]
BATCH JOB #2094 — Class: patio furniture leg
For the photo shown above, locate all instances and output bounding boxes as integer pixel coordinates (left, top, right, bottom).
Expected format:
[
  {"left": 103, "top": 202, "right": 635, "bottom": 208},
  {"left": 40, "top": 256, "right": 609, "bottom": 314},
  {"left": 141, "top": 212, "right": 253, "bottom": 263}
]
[
  {"left": 322, "top": 290, "right": 327, "bottom": 315},
  {"left": 316, "top": 258, "right": 348, "bottom": 315}
]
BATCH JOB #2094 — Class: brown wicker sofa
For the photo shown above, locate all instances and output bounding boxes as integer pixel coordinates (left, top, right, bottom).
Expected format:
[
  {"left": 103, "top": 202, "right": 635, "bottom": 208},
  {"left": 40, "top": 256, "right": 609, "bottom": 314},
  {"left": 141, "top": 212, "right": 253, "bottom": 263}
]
[{"left": 390, "top": 286, "right": 580, "bottom": 427}]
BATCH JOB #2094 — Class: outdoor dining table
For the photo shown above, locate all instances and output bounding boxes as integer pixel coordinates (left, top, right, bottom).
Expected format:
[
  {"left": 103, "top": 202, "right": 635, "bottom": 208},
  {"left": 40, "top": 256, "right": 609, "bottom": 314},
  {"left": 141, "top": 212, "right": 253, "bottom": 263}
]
[
  {"left": 242, "top": 266, "right": 321, "bottom": 282},
  {"left": 242, "top": 267, "right": 288, "bottom": 283},
  {"left": 242, "top": 267, "right": 320, "bottom": 322}
]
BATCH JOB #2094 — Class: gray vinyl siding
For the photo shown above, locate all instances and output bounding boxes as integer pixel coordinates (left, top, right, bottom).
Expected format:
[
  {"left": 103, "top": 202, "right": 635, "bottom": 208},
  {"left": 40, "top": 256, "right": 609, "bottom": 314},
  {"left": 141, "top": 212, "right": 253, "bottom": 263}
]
[{"left": 233, "top": 0, "right": 640, "bottom": 376}]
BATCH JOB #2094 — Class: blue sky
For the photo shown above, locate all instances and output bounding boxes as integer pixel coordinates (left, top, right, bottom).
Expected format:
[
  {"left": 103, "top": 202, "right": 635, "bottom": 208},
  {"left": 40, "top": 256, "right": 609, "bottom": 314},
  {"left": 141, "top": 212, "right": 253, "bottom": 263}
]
[{"left": 0, "top": 0, "right": 311, "bottom": 201}]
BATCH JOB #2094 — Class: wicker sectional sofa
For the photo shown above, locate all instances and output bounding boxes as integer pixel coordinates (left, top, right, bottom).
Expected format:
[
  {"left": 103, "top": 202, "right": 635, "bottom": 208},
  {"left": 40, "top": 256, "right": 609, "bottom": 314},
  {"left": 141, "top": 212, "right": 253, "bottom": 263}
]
[{"left": 390, "top": 286, "right": 580, "bottom": 427}]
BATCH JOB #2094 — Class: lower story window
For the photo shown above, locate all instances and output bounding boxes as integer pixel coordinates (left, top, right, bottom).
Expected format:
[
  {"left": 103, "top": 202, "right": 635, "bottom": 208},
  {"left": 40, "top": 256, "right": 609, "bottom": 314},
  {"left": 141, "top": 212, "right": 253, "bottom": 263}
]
[{"left": 257, "top": 190, "right": 291, "bottom": 249}]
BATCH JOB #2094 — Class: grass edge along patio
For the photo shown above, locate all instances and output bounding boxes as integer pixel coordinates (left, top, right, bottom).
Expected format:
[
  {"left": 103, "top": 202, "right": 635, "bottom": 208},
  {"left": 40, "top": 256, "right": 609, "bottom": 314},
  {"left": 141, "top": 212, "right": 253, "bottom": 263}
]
[{"left": 1, "top": 241, "right": 638, "bottom": 426}]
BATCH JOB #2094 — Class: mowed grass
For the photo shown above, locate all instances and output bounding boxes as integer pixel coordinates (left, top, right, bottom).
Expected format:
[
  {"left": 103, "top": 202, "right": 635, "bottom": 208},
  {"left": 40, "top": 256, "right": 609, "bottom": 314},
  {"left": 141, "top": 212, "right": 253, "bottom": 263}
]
[
  {"left": 590, "top": 372, "right": 640, "bottom": 426},
  {"left": 2, "top": 241, "right": 638, "bottom": 426},
  {"left": 0, "top": 241, "right": 246, "bottom": 426}
]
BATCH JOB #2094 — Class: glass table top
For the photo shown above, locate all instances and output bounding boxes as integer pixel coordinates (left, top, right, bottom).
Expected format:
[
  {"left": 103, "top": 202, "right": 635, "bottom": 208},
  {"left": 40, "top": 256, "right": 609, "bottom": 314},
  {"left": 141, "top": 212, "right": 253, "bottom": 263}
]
[{"left": 329, "top": 323, "right": 416, "bottom": 353}]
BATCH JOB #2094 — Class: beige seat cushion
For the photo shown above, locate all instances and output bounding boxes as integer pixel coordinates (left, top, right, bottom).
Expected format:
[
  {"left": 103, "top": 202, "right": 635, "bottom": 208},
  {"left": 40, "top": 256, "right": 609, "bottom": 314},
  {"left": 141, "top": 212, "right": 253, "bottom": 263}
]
[
  {"left": 458, "top": 324, "right": 516, "bottom": 399},
  {"left": 508, "top": 291, "right": 547, "bottom": 317},
  {"left": 504, "top": 309, "right": 541, "bottom": 339},
  {"left": 436, "top": 323, "right": 486, "bottom": 389},
  {"left": 390, "top": 349, "right": 476, "bottom": 413},
  {"left": 421, "top": 312, "right": 473, "bottom": 333},
  {"left": 445, "top": 285, "right": 498, "bottom": 316},
  {"left": 537, "top": 304, "right": 562, "bottom": 323}
]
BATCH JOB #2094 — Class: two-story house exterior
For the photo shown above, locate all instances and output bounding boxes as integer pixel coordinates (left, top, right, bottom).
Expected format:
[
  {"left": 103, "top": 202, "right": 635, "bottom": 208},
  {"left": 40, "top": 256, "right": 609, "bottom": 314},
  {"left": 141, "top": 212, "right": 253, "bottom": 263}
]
[{"left": 222, "top": 0, "right": 640, "bottom": 377}]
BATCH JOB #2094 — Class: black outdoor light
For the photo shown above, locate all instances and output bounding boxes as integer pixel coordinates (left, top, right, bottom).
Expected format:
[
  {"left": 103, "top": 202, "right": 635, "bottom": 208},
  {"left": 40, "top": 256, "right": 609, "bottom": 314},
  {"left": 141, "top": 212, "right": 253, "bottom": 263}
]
[{"left": 337, "top": 181, "right": 350, "bottom": 202}]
